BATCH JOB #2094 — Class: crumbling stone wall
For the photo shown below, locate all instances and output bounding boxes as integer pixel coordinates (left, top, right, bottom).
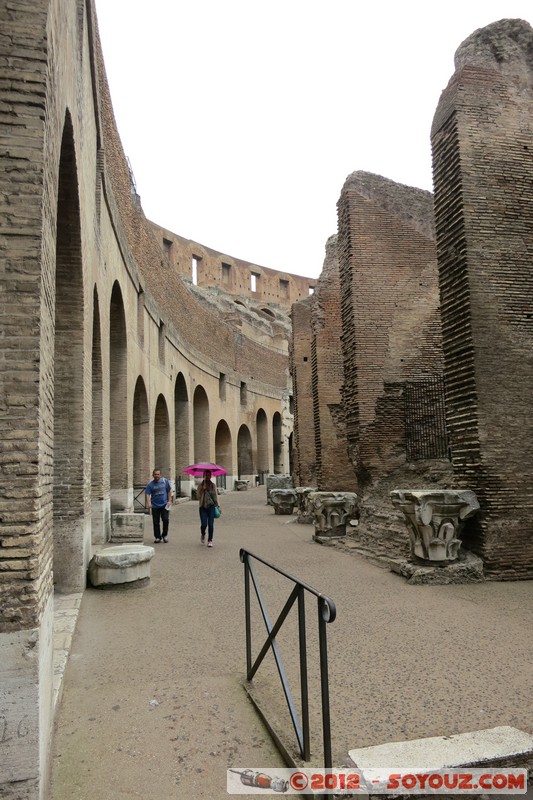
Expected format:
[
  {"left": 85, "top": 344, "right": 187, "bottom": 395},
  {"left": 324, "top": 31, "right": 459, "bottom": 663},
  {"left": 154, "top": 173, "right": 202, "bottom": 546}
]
[
  {"left": 337, "top": 172, "right": 444, "bottom": 487},
  {"left": 0, "top": 3, "right": 295, "bottom": 798},
  {"left": 431, "top": 18, "right": 533, "bottom": 579},
  {"left": 310, "top": 236, "right": 354, "bottom": 491},
  {"left": 149, "top": 223, "right": 317, "bottom": 311},
  {"left": 290, "top": 298, "right": 316, "bottom": 486}
]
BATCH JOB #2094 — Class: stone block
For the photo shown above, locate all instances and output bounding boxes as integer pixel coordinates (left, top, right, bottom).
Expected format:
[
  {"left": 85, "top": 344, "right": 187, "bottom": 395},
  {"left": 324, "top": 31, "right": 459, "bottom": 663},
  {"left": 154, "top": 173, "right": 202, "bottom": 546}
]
[
  {"left": 88, "top": 545, "right": 154, "bottom": 588},
  {"left": 270, "top": 488, "right": 297, "bottom": 515},
  {"left": 266, "top": 474, "right": 293, "bottom": 504},
  {"left": 348, "top": 725, "right": 533, "bottom": 771},
  {"left": 110, "top": 513, "right": 145, "bottom": 543}
]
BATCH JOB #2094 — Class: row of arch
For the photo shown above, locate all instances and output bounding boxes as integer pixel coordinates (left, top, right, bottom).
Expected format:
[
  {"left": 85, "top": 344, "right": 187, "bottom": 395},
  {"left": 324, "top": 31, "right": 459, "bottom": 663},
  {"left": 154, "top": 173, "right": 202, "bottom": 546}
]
[
  {"left": 51, "top": 116, "right": 286, "bottom": 592},
  {"left": 132, "top": 375, "right": 284, "bottom": 487}
]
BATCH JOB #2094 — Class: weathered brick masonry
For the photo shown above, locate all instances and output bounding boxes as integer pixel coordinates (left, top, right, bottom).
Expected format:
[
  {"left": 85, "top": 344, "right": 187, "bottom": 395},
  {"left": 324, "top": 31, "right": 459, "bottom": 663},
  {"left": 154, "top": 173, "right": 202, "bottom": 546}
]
[
  {"left": 290, "top": 297, "right": 316, "bottom": 486},
  {"left": 149, "top": 222, "right": 317, "bottom": 312},
  {"left": 0, "top": 2, "right": 303, "bottom": 797},
  {"left": 431, "top": 19, "right": 533, "bottom": 579},
  {"left": 310, "top": 235, "right": 354, "bottom": 491},
  {"left": 337, "top": 171, "right": 443, "bottom": 487},
  {"left": 292, "top": 22, "right": 533, "bottom": 579}
]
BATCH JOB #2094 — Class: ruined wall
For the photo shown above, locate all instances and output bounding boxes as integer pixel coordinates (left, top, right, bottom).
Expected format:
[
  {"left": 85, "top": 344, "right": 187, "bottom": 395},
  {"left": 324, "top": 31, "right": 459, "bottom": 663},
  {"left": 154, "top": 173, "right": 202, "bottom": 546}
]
[
  {"left": 290, "top": 298, "right": 316, "bottom": 486},
  {"left": 337, "top": 172, "right": 444, "bottom": 486},
  {"left": 149, "top": 222, "right": 317, "bottom": 311},
  {"left": 431, "top": 18, "right": 533, "bottom": 579},
  {"left": 0, "top": 3, "right": 293, "bottom": 797},
  {"left": 310, "top": 236, "right": 355, "bottom": 491}
]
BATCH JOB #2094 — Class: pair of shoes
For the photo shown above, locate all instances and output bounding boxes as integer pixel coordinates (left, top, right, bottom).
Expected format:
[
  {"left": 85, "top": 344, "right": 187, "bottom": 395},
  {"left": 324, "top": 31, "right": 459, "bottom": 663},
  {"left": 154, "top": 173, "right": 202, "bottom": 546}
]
[
  {"left": 201, "top": 533, "right": 206, "bottom": 544},
  {"left": 207, "top": 541, "right": 214, "bottom": 548},
  {"left": 162, "top": 537, "right": 168, "bottom": 543},
  {"left": 154, "top": 538, "right": 162, "bottom": 543}
]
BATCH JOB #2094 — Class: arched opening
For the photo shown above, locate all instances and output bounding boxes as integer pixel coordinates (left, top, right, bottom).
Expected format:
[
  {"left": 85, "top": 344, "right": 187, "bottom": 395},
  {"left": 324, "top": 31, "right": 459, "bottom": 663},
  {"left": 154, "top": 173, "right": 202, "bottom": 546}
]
[
  {"left": 273, "top": 412, "right": 283, "bottom": 474},
  {"left": 133, "top": 377, "right": 149, "bottom": 511},
  {"left": 91, "top": 287, "right": 107, "bottom": 544},
  {"left": 110, "top": 281, "right": 128, "bottom": 510},
  {"left": 256, "top": 408, "right": 269, "bottom": 480},
  {"left": 193, "top": 385, "right": 210, "bottom": 462},
  {"left": 53, "top": 113, "right": 86, "bottom": 592},
  {"left": 174, "top": 373, "right": 189, "bottom": 495},
  {"left": 237, "top": 425, "right": 254, "bottom": 479},
  {"left": 215, "top": 419, "right": 232, "bottom": 485},
  {"left": 154, "top": 394, "right": 171, "bottom": 479}
]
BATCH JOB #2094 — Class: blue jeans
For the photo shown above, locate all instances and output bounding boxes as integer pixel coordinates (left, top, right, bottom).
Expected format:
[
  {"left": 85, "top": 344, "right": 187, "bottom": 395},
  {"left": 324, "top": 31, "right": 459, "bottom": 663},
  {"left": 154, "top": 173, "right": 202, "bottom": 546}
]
[
  {"left": 152, "top": 507, "right": 169, "bottom": 540},
  {"left": 199, "top": 505, "right": 215, "bottom": 541}
]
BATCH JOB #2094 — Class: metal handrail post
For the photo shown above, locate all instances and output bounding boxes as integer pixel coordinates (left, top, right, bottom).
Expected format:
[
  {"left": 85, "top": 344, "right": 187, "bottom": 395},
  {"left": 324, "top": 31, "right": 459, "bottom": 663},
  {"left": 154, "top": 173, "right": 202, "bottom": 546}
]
[
  {"left": 244, "top": 554, "right": 252, "bottom": 674},
  {"left": 298, "top": 586, "right": 311, "bottom": 761},
  {"left": 318, "top": 598, "right": 332, "bottom": 770}
]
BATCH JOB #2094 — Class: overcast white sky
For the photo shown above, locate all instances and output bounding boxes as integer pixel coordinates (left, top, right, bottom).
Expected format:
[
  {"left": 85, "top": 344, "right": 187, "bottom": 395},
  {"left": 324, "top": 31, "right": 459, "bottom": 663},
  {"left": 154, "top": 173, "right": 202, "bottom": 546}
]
[{"left": 95, "top": 1, "right": 532, "bottom": 279}]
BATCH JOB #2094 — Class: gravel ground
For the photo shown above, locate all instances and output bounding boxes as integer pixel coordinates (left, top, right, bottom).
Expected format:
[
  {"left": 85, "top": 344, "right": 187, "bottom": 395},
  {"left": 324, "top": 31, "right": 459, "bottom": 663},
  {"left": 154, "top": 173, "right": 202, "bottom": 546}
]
[{"left": 49, "top": 486, "right": 533, "bottom": 799}]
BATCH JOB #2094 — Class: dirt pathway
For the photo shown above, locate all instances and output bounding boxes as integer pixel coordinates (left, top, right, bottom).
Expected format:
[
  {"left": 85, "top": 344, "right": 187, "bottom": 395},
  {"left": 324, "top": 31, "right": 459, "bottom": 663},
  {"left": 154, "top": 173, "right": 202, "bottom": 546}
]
[{"left": 50, "top": 486, "right": 533, "bottom": 799}]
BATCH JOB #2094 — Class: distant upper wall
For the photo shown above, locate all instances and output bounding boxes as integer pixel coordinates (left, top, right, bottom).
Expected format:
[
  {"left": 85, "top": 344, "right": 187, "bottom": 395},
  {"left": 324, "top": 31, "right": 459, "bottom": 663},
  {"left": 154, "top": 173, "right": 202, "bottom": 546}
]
[{"left": 149, "top": 221, "right": 317, "bottom": 311}]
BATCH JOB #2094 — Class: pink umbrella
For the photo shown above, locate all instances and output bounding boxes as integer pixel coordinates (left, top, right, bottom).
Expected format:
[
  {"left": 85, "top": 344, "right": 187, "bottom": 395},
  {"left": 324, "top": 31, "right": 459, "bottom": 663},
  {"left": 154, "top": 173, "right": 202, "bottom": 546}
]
[{"left": 182, "top": 462, "right": 227, "bottom": 477}]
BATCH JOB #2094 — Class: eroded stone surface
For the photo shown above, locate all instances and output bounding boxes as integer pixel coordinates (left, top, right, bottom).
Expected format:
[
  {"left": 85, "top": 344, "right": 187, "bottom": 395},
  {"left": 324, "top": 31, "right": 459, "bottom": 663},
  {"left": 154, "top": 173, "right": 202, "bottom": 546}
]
[
  {"left": 308, "top": 491, "right": 358, "bottom": 540},
  {"left": 270, "top": 488, "right": 297, "bottom": 515},
  {"left": 88, "top": 545, "right": 154, "bottom": 587},
  {"left": 391, "top": 489, "right": 479, "bottom": 564}
]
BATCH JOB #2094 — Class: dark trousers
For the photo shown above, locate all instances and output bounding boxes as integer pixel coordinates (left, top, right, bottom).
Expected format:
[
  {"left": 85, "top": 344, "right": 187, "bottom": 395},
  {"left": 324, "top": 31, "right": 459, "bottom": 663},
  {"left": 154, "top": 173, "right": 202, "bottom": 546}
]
[
  {"left": 199, "top": 506, "right": 215, "bottom": 541},
  {"left": 152, "top": 507, "right": 169, "bottom": 540}
]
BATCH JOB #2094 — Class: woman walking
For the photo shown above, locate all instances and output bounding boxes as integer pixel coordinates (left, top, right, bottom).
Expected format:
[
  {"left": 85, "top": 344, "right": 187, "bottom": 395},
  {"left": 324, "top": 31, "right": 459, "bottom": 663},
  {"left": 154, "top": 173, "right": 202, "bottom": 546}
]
[{"left": 197, "top": 470, "right": 221, "bottom": 547}]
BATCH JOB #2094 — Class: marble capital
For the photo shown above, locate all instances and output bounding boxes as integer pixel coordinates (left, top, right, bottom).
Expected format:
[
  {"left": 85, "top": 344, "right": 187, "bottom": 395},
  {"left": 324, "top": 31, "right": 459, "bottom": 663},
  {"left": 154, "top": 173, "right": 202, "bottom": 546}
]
[
  {"left": 390, "top": 489, "right": 480, "bottom": 564},
  {"left": 308, "top": 491, "right": 358, "bottom": 540}
]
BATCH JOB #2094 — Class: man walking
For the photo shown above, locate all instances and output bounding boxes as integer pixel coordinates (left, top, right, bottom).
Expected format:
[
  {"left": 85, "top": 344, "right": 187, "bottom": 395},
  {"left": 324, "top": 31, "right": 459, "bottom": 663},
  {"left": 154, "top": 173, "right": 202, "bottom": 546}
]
[{"left": 145, "top": 469, "right": 172, "bottom": 543}]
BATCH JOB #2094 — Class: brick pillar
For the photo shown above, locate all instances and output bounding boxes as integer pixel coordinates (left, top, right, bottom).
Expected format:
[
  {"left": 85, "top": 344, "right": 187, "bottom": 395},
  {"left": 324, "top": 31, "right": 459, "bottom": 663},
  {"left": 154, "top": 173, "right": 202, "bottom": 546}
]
[
  {"left": 431, "top": 19, "right": 533, "bottom": 578},
  {"left": 311, "top": 235, "right": 355, "bottom": 491},
  {"left": 290, "top": 298, "right": 316, "bottom": 486}
]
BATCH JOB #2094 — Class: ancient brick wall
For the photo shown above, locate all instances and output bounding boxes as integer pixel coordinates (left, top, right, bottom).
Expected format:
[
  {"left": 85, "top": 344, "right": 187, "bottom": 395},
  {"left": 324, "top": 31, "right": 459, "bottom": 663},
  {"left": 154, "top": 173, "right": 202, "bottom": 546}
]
[
  {"left": 337, "top": 172, "right": 444, "bottom": 487},
  {"left": 0, "top": 0, "right": 51, "bottom": 633},
  {"left": 310, "top": 236, "right": 355, "bottom": 491},
  {"left": 149, "top": 222, "right": 317, "bottom": 311},
  {"left": 290, "top": 299, "right": 316, "bottom": 486},
  {"left": 431, "top": 19, "right": 533, "bottom": 579},
  {"left": 0, "top": 3, "right": 294, "bottom": 796}
]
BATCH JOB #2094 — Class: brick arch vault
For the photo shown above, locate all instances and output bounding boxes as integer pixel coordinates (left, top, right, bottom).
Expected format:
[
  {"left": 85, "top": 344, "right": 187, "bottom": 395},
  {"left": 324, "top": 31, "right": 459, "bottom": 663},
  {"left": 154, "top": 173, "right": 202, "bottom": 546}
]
[{"left": 0, "top": 2, "right": 292, "bottom": 797}]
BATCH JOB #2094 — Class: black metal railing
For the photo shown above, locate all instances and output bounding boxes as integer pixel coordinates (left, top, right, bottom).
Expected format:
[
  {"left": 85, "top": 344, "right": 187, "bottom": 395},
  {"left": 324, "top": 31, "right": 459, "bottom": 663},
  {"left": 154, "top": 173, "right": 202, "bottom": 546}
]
[
  {"left": 239, "top": 548, "right": 336, "bottom": 770},
  {"left": 133, "top": 485, "right": 147, "bottom": 513}
]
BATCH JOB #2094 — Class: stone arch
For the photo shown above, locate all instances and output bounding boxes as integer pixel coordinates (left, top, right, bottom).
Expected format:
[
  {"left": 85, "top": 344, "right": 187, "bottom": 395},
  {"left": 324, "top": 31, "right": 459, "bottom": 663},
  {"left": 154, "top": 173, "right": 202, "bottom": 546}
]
[
  {"left": 237, "top": 424, "right": 254, "bottom": 479},
  {"left": 110, "top": 281, "right": 128, "bottom": 510},
  {"left": 91, "top": 286, "right": 106, "bottom": 545},
  {"left": 215, "top": 419, "right": 232, "bottom": 474},
  {"left": 154, "top": 394, "right": 170, "bottom": 478},
  {"left": 174, "top": 372, "right": 189, "bottom": 477},
  {"left": 133, "top": 377, "right": 149, "bottom": 490},
  {"left": 273, "top": 411, "right": 283, "bottom": 474},
  {"left": 53, "top": 111, "right": 86, "bottom": 592},
  {"left": 256, "top": 408, "right": 269, "bottom": 475},
  {"left": 193, "top": 385, "right": 210, "bottom": 462}
]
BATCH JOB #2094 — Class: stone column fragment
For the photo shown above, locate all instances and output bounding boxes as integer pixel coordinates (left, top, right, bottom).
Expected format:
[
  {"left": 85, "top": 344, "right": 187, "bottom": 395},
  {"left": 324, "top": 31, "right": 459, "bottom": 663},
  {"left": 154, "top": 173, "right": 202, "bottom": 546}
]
[
  {"left": 270, "top": 489, "right": 297, "bottom": 515},
  {"left": 390, "top": 489, "right": 479, "bottom": 564},
  {"left": 308, "top": 491, "right": 358, "bottom": 541}
]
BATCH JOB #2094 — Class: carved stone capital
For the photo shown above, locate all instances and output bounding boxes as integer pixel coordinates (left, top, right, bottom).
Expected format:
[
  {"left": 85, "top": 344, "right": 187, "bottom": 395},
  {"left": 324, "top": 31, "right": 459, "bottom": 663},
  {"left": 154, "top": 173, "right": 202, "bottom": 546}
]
[
  {"left": 266, "top": 474, "right": 293, "bottom": 505},
  {"left": 308, "top": 491, "right": 358, "bottom": 540},
  {"left": 295, "top": 487, "right": 317, "bottom": 524},
  {"left": 270, "top": 488, "right": 297, "bottom": 515},
  {"left": 390, "top": 489, "right": 480, "bottom": 564}
]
